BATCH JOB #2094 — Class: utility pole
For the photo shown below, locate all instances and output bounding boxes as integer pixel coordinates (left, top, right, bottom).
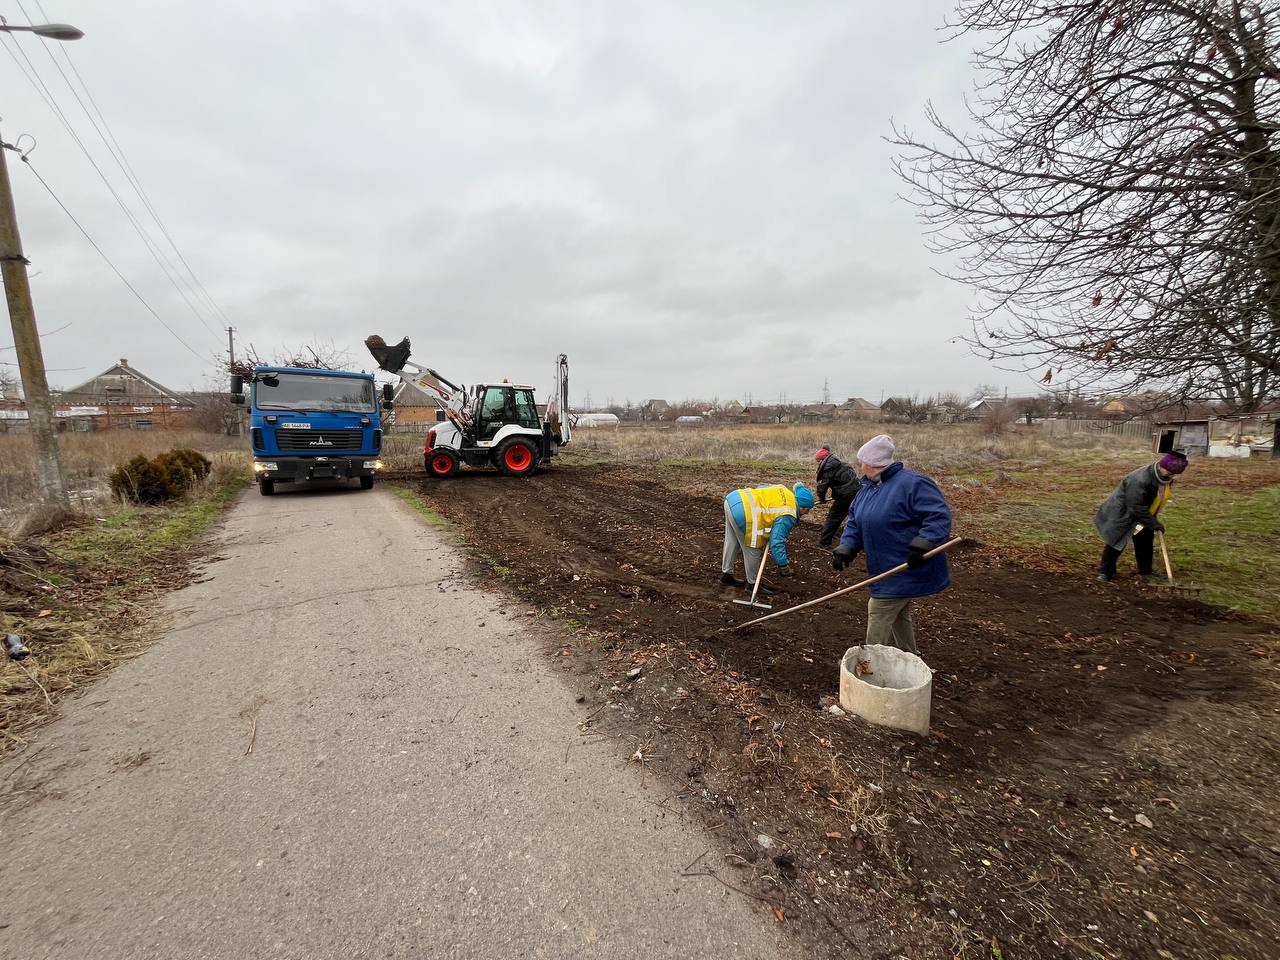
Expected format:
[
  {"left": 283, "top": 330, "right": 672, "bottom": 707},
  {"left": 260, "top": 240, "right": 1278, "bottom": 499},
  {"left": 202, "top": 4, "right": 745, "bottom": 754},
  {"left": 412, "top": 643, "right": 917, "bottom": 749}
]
[
  {"left": 227, "top": 326, "right": 236, "bottom": 369},
  {"left": 0, "top": 134, "right": 69, "bottom": 508}
]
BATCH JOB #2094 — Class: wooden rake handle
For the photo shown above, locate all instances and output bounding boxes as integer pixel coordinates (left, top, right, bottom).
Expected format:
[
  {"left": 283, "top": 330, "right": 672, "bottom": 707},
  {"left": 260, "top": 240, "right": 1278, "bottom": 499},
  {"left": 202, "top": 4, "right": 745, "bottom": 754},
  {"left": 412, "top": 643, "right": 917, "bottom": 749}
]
[
  {"left": 735, "top": 537, "right": 964, "bottom": 631},
  {"left": 1157, "top": 530, "right": 1175, "bottom": 584}
]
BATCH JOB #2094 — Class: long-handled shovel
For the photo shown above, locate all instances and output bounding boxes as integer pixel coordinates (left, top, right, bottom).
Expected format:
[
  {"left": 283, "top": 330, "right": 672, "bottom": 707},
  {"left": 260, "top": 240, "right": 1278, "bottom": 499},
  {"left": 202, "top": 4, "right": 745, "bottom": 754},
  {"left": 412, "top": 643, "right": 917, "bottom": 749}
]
[
  {"left": 732, "top": 543, "right": 773, "bottom": 610},
  {"left": 735, "top": 537, "right": 963, "bottom": 630}
]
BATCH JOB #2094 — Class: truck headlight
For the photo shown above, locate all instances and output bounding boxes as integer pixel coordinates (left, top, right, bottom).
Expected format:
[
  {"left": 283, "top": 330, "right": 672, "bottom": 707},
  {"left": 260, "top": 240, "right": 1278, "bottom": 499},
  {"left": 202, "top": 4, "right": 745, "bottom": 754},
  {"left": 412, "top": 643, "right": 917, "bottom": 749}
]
[
  {"left": 253, "top": 461, "right": 278, "bottom": 472},
  {"left": 363, "top": 460, "right": 384, "bottom": 470}
]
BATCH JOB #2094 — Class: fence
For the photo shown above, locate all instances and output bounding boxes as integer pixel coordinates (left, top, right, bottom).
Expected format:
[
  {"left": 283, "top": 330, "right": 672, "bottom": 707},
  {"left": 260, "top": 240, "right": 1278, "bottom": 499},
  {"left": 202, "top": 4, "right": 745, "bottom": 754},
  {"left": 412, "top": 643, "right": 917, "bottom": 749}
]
[{"left": 1038, "top": 418, "right": 1152, "bottom": 441}]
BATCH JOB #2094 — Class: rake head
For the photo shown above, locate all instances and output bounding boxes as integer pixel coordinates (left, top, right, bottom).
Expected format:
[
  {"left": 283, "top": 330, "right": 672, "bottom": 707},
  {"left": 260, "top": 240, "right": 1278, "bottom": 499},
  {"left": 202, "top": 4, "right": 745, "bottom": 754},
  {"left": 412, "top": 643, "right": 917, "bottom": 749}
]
[
  {"left": 1156, "top": 581, "right": 1202, "bottom": 601},
  {"left": 732, "top": 598, "right": 772, "bottom": 610}
]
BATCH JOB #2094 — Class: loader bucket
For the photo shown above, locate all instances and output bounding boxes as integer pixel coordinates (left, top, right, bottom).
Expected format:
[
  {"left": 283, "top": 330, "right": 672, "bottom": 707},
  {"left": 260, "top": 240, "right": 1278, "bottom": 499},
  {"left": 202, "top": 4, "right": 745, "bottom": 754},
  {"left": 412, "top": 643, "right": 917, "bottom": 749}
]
[{"left": 365, "top": 335, "right": 412, "bottom": 374}]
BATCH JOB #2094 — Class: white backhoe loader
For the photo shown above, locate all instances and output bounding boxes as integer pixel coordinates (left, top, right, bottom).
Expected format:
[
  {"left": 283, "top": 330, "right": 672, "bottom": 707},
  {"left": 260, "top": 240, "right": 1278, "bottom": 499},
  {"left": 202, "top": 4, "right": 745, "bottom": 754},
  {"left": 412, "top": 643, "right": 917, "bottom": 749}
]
[{"left": 366, "top": 335, "right": 572, "bottom": 478}]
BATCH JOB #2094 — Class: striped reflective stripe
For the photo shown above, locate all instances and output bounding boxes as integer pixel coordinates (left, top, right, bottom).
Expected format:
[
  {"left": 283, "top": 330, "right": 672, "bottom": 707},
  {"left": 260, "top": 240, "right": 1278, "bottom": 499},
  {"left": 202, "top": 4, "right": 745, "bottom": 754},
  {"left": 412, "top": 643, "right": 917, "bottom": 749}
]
[{"left": 740, "top": 486, "right": 796, "bottom": 548}]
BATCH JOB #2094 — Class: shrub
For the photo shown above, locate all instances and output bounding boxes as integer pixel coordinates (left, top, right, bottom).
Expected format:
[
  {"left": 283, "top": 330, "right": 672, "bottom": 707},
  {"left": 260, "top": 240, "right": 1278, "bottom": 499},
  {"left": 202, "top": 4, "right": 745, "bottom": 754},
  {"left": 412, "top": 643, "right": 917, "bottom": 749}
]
[
  {"left": 109, "top": 448, "right": 211, "bottom": 505},
  {"left": 159, "top": 448, "right": 212, "bottom": 485}
]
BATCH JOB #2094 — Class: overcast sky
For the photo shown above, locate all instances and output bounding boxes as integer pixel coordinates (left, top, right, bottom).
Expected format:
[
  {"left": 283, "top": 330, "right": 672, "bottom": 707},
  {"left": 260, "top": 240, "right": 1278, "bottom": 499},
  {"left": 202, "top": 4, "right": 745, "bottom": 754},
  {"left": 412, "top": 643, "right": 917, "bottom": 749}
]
[{"left": 2, "top": 1, "right": 1023, "bottom": 406}]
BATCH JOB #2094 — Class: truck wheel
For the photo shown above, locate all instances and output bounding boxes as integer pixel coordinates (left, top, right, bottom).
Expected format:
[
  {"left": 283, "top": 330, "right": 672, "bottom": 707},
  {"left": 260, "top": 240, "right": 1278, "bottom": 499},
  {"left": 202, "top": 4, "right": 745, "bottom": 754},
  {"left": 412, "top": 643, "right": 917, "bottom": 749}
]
[
  {"left": 496, "top": 438, "right": 537, "bottom": 477},
  {"left": 360, "top": 475, "right": 374, "bottom": 490},
  {"left": 259, "top": 479, "right": 275, "bottom": 496},
  {"left": 426, "top": 449, "right": 460, "bottom": 478}
]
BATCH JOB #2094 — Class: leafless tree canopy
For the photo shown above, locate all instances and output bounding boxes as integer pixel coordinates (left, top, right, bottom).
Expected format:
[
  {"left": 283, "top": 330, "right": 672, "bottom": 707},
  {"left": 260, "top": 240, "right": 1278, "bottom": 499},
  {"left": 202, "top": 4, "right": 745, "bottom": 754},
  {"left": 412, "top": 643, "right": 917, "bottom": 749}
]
[
  {"left": 226, "top": 340, "right": 352, "bottom": 380},
  {"left": 893, "top": 1, "right": 1279, "bottom": 412}
]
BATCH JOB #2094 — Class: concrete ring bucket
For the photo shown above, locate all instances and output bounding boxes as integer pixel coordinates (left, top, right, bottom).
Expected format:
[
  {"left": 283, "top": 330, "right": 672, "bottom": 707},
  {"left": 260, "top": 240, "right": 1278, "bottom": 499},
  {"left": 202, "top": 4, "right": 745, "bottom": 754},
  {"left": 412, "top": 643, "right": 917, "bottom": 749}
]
[{"left": 839, "top": 644, "right": 932, "bottom": 736}]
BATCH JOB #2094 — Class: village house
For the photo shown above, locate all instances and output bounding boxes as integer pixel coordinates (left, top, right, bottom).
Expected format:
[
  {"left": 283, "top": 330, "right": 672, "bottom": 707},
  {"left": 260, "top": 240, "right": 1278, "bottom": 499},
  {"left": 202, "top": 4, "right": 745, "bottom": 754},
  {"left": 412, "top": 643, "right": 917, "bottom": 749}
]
[
  {"left": 839, "top": 398, "right": 879, "bottom": 420},
  {"left": 879, "top": 397, "right": 911, "bottom": 421},
  {"left": 640, "top": 399, "right": 671, "bottom": 422},
  {"left": 1153, "top": 404, "right": 1280, "bottom": 459},
  {"left": 797, "top": 403, "right": 838, "bottom": 423},
  {"left": 17, "top": 359, "right": 199, "bottom": 433}
]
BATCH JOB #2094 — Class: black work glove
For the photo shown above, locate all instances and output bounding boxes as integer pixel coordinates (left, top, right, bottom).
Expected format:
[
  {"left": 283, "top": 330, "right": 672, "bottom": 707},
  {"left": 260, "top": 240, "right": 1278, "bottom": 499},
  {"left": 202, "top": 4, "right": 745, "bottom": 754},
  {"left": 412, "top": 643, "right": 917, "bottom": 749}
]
[
  {"left": 831, "top": 545, "right": 856, "bottom": 572},
  {"left": 776, "top": 564, "right": 794, "bottom": 578},
  {"left": 1148, "top": 519, "right": 1165, "bottom": 534},
  {"left": 906, "top": 536, "right": 933, "bottom": 569}
]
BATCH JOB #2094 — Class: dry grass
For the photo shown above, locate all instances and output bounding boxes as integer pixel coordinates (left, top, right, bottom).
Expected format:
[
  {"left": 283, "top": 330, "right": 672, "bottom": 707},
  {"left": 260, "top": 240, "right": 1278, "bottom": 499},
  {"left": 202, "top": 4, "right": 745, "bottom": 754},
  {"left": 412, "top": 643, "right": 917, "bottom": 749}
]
[
  {"left": 0, "top": 431, "right": 242, "bottom": 532},
  {"left": 565, "top": 421, "right": 1147, "bottom": 473},
  {"left": 379, "top": 422, "right": 1150, "bottom": 477}
]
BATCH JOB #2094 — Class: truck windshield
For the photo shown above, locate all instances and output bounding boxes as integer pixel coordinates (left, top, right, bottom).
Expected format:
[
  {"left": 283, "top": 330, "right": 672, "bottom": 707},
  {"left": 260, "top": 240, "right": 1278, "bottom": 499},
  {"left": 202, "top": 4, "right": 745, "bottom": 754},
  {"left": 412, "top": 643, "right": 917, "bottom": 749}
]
[{"left": 255, "top": 373, "right": 375, "bottom": 412}]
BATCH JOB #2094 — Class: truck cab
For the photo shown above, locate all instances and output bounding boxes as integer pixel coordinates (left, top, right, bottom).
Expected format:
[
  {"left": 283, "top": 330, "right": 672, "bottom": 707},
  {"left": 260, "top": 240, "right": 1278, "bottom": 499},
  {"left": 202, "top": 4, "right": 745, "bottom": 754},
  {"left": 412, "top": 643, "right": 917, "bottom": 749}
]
[{"left": 231, "top": 367, "right": 388, "bottom": 496}]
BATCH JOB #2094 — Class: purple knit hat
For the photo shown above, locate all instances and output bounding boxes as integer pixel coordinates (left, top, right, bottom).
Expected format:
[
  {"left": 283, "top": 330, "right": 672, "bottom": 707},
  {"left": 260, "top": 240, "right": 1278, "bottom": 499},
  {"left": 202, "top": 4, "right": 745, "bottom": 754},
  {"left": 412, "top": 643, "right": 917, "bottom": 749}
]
[{"left": 1158, "top": 451, "right": 1188, "bottom": 475}]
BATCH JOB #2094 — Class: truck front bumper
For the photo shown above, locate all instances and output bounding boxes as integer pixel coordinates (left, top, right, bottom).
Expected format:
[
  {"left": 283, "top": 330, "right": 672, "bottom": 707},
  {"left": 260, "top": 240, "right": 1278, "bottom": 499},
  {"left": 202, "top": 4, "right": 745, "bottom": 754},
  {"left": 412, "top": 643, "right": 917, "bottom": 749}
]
[{"left": 253, "top": 457, "right": 384, "bottom": 482}]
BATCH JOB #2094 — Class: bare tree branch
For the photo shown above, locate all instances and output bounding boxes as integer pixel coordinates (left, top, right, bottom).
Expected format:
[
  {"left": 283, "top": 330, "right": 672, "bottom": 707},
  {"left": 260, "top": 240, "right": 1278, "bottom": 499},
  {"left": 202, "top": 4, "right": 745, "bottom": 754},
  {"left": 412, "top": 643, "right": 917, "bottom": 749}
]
[{"left": 892, "top": 1, "right": 1279, "bottom": 412}]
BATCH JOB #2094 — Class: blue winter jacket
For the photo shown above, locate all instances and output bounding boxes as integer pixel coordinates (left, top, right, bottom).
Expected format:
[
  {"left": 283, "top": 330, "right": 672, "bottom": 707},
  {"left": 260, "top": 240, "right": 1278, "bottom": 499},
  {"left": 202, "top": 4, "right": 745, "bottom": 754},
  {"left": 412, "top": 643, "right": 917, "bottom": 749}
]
[
  {"left": 726, "top": 491, "right": 799, "bottom": 567},
  {"left": 838, "top": 461, "right": 953, "bottom": 599}
]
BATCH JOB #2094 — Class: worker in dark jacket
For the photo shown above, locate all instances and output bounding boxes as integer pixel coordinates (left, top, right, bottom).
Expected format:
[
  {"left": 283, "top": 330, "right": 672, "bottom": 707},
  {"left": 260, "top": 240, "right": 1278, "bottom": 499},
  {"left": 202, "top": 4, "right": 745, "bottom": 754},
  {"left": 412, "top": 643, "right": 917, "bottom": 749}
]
[
  {"left": 814, "top": 447, "right": 859, "bottom": 546},
  {"left": 831, "top": 435, "right": 952, "bottom": 655},
  {"left": 1094, "top": 451, "right": 1188, "bottom": 582}
]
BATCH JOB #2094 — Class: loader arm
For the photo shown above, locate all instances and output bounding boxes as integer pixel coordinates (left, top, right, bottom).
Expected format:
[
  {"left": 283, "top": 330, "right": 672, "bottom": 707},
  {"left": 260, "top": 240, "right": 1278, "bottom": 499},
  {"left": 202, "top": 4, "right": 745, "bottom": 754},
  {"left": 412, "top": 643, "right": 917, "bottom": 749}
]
[{"left": 366, "top": 335, "right": 472, "bottom": 430}]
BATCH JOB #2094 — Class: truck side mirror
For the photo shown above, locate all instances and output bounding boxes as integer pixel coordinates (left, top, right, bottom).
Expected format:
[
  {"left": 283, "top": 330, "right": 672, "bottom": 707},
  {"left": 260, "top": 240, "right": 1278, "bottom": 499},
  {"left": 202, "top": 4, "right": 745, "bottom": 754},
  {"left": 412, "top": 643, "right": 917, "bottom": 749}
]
[
  {"left": 382, "top": 383, "right": 395, "bottom": 410},
  {"left": 230, "top": 374, "right": 245, "bottom": 404}
]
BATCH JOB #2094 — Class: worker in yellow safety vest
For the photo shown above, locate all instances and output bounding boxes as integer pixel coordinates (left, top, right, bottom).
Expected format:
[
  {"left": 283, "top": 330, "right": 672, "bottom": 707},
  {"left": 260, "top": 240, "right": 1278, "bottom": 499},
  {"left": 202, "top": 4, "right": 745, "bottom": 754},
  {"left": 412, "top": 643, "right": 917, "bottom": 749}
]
[{"left": 720, "top": 483, "right": 816, "bottom": 595}]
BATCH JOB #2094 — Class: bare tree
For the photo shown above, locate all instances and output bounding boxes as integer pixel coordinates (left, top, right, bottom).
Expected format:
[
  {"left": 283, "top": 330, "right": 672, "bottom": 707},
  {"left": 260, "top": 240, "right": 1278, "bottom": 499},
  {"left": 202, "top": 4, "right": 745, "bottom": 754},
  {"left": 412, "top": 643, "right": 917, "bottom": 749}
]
[
  {"left": 902, "top": 393, "right": 937, "bottom": 423},
  {"left": 227, "top": 340, "right": 352, "bottom": 379},
  {"left": 894, "top": 2, "right": 1279, "bottom": 412}
]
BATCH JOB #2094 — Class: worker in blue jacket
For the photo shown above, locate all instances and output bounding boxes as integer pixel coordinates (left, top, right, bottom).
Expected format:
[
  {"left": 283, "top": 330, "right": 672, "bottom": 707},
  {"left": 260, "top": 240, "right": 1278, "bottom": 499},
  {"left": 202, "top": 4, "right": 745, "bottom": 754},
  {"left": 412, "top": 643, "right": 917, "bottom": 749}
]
[{"left": 831, "top": 435, "right": 953, "bottom": 655}]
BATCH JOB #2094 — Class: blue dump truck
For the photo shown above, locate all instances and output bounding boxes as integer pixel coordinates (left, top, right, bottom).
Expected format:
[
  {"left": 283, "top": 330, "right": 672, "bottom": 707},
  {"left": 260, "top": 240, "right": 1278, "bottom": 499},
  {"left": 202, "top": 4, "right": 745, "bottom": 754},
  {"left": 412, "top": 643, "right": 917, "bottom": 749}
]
[{"left": 230, "top": 366, "right": 393, "bottom": 496}]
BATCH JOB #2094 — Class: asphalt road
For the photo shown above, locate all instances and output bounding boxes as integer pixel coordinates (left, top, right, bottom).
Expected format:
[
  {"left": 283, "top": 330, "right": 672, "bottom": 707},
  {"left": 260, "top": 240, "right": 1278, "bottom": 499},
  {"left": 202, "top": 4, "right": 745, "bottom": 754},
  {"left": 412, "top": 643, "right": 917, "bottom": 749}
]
[{"left": 0, "top": 484, "right": 798, "bottom": 960}]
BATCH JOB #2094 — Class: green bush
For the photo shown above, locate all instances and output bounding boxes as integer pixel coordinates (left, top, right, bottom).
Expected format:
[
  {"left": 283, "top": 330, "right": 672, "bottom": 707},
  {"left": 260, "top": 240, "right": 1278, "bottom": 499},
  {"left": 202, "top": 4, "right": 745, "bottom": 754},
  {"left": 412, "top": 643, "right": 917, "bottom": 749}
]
[
  {"left": 109, "top": 448, "right": 212, "bottom": 505},
  {"left": 158, "top": 448, "right": 212, "bottom": 485}
]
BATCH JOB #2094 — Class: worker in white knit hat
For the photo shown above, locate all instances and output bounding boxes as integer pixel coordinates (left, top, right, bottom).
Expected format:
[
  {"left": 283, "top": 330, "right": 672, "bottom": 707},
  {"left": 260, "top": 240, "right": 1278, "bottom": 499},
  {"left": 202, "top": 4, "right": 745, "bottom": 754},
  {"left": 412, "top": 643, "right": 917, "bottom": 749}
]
[{"left": 830, "top": 435, "right": 953, "bottom": 654}]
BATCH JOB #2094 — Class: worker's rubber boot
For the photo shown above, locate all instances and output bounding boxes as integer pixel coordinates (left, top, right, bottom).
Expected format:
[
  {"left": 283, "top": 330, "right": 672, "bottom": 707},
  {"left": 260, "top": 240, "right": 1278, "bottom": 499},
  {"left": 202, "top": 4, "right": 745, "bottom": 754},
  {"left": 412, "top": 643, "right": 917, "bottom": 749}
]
[
  {"left": 745, "top": 581, "right": 775, "bottom": 597},
  {"left": 720, "top": 572, "right": 746, "bottom": 587}
]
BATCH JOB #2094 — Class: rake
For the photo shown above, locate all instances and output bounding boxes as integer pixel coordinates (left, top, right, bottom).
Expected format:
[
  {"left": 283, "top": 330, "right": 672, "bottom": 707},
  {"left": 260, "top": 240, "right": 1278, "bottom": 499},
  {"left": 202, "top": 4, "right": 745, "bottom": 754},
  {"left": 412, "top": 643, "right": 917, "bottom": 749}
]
[
  {"left": 735, "top": 537, "right": 964, "bottom": 630},
  {"left": 731, "top": 543, "right": 773, "bottom": 610},
  {"left": 1154, "top": 531, "right": 1202, "bottom": 601}
]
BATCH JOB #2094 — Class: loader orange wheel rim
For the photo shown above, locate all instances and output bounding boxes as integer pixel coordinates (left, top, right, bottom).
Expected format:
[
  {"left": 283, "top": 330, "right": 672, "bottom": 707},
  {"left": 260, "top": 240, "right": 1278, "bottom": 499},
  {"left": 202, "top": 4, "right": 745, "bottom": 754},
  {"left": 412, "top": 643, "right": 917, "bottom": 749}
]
[
  {"left": 431, "top": 454, "right": 454, "bottom": 476},
  {"left": 505, "top": 444, "right": 533, "bottom": 471}
]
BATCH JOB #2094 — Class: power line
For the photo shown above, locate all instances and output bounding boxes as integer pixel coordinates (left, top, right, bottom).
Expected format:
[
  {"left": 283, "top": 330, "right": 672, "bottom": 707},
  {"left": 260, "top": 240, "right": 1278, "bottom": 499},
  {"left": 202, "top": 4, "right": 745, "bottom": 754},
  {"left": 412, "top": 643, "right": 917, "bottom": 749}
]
[
  {"left": 25, "top": 0, "right": 234, "bottom": 329},
  {"left": 20, "top": 150, "right": 208, "bottom": 361},
  {"left": 0, "top": 25, "right": 223, "bottom": 344}
]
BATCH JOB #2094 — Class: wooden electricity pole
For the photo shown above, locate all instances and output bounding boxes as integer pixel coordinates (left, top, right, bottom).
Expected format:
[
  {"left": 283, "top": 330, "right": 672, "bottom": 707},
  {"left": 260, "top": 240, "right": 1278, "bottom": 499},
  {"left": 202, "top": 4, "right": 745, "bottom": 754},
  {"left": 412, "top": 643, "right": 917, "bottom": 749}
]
[{"left": 0, "top": 134, "right": 69, "bottom": 508}]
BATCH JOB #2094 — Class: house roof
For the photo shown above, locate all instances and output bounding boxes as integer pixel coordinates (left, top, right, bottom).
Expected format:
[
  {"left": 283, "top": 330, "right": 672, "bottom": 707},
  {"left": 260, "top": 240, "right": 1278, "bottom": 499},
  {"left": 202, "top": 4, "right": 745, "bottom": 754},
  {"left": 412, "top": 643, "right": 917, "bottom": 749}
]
[
  {"left": 392, "top": 382, "right": 443, "bottom": 407},
  {"left": 61, "top": 359, "right": 189, "bottom": 405},
  {"left": 842, "top": 398, "right": 878, "bottom": 410}
]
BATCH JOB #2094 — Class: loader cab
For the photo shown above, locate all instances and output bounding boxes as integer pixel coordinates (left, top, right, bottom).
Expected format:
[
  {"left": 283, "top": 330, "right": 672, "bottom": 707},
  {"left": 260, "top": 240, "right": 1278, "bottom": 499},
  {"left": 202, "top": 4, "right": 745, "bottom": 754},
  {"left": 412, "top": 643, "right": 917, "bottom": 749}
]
[{"left": 472, "top": 384, "right": 540, "bottom": 441}]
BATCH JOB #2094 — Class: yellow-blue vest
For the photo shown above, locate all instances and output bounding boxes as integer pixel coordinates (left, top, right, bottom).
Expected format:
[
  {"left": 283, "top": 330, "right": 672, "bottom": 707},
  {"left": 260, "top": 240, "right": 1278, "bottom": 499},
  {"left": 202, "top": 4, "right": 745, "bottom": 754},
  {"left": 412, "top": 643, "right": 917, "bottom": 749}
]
[{"left": 736, "top": 485, "right": 797, "bottom": 548}]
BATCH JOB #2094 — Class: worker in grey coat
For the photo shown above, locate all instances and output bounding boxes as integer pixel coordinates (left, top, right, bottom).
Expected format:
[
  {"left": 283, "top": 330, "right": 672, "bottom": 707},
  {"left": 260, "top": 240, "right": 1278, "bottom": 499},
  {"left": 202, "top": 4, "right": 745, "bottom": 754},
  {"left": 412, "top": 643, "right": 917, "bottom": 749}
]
[{"left": 1094, "top": 451, "right": 1188, "bottom": 582}]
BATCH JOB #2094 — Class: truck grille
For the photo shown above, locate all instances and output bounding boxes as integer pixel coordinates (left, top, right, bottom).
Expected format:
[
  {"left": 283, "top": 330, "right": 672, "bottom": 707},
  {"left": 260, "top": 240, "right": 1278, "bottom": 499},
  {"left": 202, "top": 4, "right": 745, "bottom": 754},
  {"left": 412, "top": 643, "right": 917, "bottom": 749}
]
[{"left": 275, "top": 428, "right": 362, "bottom": 451}]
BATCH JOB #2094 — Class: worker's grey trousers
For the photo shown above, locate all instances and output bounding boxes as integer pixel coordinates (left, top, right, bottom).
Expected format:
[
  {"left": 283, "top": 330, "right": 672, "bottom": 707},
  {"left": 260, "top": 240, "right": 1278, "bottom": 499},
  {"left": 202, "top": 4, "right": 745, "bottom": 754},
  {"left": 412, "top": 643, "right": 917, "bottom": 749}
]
[
  {"left": 723, "top": 500, "right": 765, "bottom": 585},
  {"left": 865, "top": 597, "right": 918, "bottom": 655}
]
